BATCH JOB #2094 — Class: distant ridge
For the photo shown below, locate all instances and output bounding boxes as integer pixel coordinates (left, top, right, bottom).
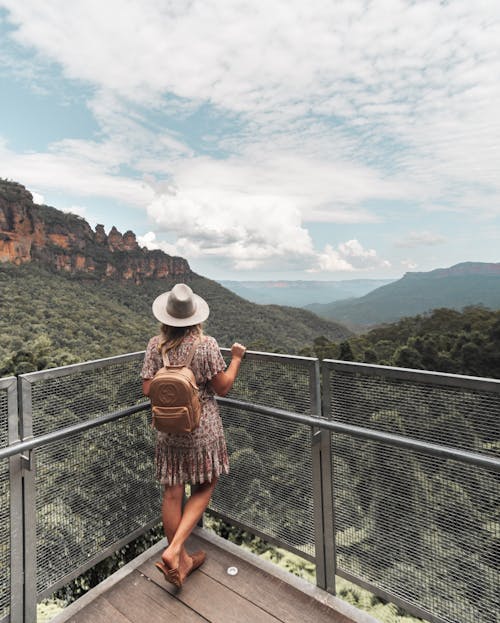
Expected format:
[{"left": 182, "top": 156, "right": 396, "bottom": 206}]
[
  {"left": 406, "top": 262, "right": 500, "bottom": 278},
  {"left": 306, "top": 262, "right": 500, "bottom": 328},
  {"left": 219, "top": 278, "right": 394, "bottom": 306}
]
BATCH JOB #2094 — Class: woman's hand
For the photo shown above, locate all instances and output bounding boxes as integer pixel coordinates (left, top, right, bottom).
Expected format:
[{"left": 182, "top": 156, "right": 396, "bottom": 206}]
[{"left": 231, "top": 342, "right": 246, "bottom": 360}]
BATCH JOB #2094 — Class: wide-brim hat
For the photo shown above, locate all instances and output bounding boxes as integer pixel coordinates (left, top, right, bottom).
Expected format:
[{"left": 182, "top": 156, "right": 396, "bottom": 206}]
[{"left": 152, "top": 283, "right": 209, "bottom": 327}]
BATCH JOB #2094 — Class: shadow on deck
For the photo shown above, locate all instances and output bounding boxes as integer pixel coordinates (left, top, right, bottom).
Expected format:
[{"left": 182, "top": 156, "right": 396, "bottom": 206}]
[{"left": 50, "top": 528, "right": 378, "bottom": 623}]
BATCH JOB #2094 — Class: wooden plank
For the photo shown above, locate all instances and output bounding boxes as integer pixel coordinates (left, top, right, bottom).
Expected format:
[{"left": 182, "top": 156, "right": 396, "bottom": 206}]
[
  {"left": 186, "top": 533, "right": 354, "bottom": 623},
  {"left": 67, "top": 595, "right": 133, "bottom": 623},
  {"left": 138, "top": 555, "right": 282, "bottom": 623},
  {"left": 104, "top": 569, "right": 208, "bottom": 623}
]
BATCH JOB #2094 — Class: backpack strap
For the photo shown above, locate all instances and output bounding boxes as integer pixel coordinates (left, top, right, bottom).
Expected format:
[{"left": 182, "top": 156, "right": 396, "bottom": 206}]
[
  {"left": 161, "top": 337, "right": 202, "bottom": 368},
  {"left": 160, "top": 345, "right": 170, "bottom": 367},
  {"left": 185, "top": 338, "right": 202, "bottom": 367}
]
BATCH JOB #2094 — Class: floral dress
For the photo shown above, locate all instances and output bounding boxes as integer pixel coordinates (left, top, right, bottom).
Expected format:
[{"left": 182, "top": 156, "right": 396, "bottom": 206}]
[{"left": 141, "top": 329, "right": 229, "bottom": 486}]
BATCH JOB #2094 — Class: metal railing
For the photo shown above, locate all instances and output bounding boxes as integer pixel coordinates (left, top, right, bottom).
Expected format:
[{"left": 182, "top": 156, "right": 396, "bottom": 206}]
[{"left": 0, "top": 352, "right": 499, "bottom": 623}]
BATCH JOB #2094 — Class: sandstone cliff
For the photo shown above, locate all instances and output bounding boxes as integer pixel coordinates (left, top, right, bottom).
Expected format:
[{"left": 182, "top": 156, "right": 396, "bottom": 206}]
[{"left": 0, "top": 179, "right": 191, "bottom": 283}]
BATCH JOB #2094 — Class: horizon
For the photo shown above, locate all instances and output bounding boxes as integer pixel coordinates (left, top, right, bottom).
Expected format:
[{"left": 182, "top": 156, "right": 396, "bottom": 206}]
[{"left": 1, "top": 1, "right": 499, "bottom": 281}]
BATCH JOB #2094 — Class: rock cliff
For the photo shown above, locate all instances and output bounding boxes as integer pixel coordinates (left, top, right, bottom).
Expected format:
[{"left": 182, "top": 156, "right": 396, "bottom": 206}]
[{"left": 0, "top": 179, "right": 191, "bottom": 283}]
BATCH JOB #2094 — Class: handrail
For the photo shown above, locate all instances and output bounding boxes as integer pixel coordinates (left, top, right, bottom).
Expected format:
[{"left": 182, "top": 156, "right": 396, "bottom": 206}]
[
  {"left": 2, "top": 395, "right": 497, "bottom": 473},
  {"left": 322, "top": 358, "right": 500, "bottom": 393},
  {"left": 217, "top": 396, "right": 500, "bottom": 472},
  {"left": 0, "top": 402, "right": 150, "bottom": 462}
]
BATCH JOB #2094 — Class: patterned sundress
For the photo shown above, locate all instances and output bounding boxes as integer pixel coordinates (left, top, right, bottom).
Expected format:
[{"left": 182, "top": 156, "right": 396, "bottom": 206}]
[{"left": 141, "top": 329, "right": 230, "bottom": 486}]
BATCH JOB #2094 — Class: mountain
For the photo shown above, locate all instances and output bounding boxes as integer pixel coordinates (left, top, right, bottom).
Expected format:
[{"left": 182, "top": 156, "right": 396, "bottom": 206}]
[
  {"left": 0, "top": 179, "right": 352, "bottom": 372},
  {"left": 0, "top": 179, "right": 189, "bottom": 282},
  {"left": 306, "top": 262, "right": 500, "bottom": 328},
  {"left": 219, "top": 279, "right": 394, "bottom": 306}
]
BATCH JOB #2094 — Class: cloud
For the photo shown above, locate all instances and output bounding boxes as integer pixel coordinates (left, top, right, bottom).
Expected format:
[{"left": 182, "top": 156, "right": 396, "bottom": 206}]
[
  {"left": 31, "top": 191, "right": 44, "bottom": 204},
  {"left": 145, "top": 185, "right": 316, "bottom": 271},
  {"left": 396, "top": 231, "right": 447, "bottom": 248},
  {"left": 401, "top": 260, "right": 418, "bottom": 271},
  {"left": 0, "top": 137, "right": 155, "bottom": 207},
  {"left": 137, "top": 149, "right": 402, "bottom": 272},
  {"left": 1, "top": 0, "right": 499, "bottom": 277},
  {"left": 60, "top": 205, "right": 88, "bottom": 219},
  {"left": 3, "top": 2, "right": 500, "bottom": 204},
  {"left": 314, "top": 246, "right": 355, "bottom": 273},
  {"left": 314, "top": 239, "right": 390, "bottom": 273}
]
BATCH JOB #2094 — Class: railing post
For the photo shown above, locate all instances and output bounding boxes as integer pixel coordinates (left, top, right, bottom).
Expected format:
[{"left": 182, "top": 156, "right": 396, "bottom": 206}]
[
  {"left": 4, "top": 377, "right": 23, "bottom": 623},
  {"left": 319, "top": 361, "right": 336, "bottom": 594},
  {"left": 18, "top": 376, "right": 37, "bottom": 623},
  {"left": 310, "top": 360, "right": 336, "bottom": 594},
  {"left": 311, "top": 427, "right": 327, "bottom": 589}
]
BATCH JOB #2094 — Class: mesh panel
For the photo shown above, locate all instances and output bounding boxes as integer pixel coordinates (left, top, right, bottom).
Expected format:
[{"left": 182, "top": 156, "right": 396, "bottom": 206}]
[
  {"left": 30, "top": 356, "right": 148, "bottom": 437},
  {"left": 224, "top": 352, "right": 316, "bottom": 415},
  {"left": 327, "top": 364, "right": 500, "bottom": 623},
  {"left": 332, "top": 436, "right": 500, "bottom": 623},
  {"left": 211, "top": 403, "right": 315, "bottom": 559},
  {"left": 328, "top": 367, "right": 500, "bottom": 457},
  {"left": 0, "top": 384, "right": 11, "bottom": 621},
  {"left": 35, "top": 410, "right": 160, "bottom": 594},
  {"left": 24, "top": 355, "right": 159, "bottom": 596}
]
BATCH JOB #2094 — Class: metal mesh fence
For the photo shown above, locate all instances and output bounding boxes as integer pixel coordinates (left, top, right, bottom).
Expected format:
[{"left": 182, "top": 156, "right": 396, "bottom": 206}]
[
  {"left": 19, "top": 354, "right": 160, "bottom": 598},
  {"left": 4, "top": 350, "right": 498, "bottom": 623},
  {"left": 327, "top": 364, "right": 500, "bottom": 457},
  {"left": 35, "top": 410, "right": 160, "bottom": 595},
  {"left": 28, "top": 355, "right": 148, "bottom": 437},
  {"left": 211, "top": 403, "right": 315, "bottom": 559},
  {"left": 221, "top": 351, "right": 317, "bottom": 415},
  {"left": 0, "top": 379, "right": 13, "bottom": 623},
  {"left": 210, "top": 354, "right": 318, "bottom": 560},
  {"left": 326, "top": 362, "right": 500, "bottom": 623}
]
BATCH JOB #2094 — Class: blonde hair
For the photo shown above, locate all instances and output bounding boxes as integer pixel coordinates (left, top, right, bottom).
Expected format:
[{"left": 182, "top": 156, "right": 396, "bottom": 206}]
[{"left": 158, "top": 323, "right": 204, "bottom": 353}]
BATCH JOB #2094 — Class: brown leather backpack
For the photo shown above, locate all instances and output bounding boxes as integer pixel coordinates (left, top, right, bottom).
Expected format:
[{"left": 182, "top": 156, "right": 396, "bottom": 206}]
[{"left": 149, "top": 339, "right": 202, "bottom": 433}]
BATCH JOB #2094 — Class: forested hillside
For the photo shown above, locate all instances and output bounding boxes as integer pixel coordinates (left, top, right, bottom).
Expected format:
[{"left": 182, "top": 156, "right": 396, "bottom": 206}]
[
  {"left": 301, "top": 306, "right": 500, "bottom": 379},
  {"left": 0, "top": 263, "right": 352, "bottom": 375}
]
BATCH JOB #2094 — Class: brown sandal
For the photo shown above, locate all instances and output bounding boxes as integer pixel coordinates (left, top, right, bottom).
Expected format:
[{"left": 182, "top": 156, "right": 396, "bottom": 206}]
[
  {"left": 188, "top": 550, "right": 206, "bottom": 576},
  {"left": 155, "top": 561, "right": 182, "bottom": 588}
]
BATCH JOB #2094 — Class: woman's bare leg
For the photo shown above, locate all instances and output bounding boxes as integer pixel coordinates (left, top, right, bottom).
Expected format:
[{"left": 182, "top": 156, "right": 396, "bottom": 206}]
[
  {"left": 162, "top": 478, "right": 218, "bottom": 579},
  {"left": 161, "top": 484, "right": 191, "bottom": 570}
]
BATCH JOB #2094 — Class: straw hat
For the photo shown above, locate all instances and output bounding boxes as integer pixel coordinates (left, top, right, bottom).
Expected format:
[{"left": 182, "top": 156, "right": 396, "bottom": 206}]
[{"left": 152, "top": 283, "right": 210, "bottom": 327}]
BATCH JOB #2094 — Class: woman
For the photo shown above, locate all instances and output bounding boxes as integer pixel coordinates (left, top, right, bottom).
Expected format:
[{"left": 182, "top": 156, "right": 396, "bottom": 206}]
[{"left": 141, "top": 283, "right": 245, "bottom": 587}]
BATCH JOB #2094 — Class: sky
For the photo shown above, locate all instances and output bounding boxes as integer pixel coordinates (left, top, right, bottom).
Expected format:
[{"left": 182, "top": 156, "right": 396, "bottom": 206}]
[{"left": 0, "top": 1, "right": 499, "bottom": 281}]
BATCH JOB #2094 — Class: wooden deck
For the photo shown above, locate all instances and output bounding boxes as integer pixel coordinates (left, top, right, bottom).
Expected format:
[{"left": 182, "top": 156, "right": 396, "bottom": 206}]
[{"left": 50, "top": 528, "right": 379, "bottom": 623}]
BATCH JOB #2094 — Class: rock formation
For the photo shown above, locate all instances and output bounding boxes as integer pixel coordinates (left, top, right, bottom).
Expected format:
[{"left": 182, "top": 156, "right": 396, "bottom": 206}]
[{"left": 0, "top": 179, "right": 191, "bottom": 283}]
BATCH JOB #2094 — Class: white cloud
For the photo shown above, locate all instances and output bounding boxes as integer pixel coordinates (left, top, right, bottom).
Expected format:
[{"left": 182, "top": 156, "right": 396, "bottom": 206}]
[
  {"left": 1, "top": 0, "right": 500, "bottom": 276},
  {"left": 397, "top": 231, "right": 447, "bottom": 248},
  {"left": 401, "top": 259, "right": 418, "bottom": 271},
  {"left": 31, "top": 191, "right": 44, "bottom": 204},
  {"left": 0, "top": 137, "right": 155, "bottom": 208},
  {"left": 314, "top": 245, "right": 356, "bottom": 273},
  {"left": 314, "top": 239, "right": 390, "bottom": 273},
  {"left": 136, "top": 149, "right": 404, "bottom": 272},
  {"left": 145, "top": 185, "right": 316, "bottom": 270},
  {"left": 60, "top": 205, "right": 88, "bottom": 219}
]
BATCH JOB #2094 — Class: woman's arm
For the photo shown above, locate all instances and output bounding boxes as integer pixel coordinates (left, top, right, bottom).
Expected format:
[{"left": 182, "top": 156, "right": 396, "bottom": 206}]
[{"left": 210, "top": 342, "right": 246, "bottom": 397}]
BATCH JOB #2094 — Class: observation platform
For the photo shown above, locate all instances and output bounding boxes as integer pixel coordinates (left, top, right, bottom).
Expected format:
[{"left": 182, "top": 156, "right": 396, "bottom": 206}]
[
  {"left": 2, "top": 349, "right": 498, "bottom": 623},
  {"left": 50, "top": 528, "right": 374, "bottom": 623}
]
